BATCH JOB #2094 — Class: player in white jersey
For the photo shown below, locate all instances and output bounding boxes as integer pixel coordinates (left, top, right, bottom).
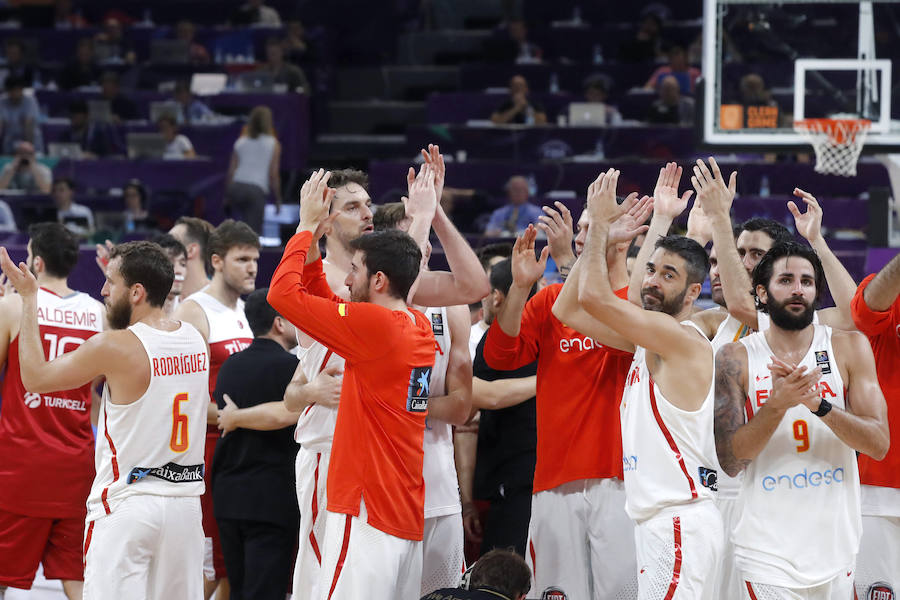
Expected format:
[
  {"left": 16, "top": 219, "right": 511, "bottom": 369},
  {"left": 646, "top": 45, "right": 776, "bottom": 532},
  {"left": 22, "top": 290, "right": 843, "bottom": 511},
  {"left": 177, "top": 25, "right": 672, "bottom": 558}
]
[
  {"left": 289, "top": 153, "right": 486, "bottom": 599},
  {"left": 0, "top": 240, "right": 211, "bottom": 600},
  {"left": 175, "top": 220, "right": 258, "bottom": 599},
  {"left": 169, "top": 216, "right": 214, "bottom": 299},
  {"left": 553, "top": 168, "right": 722, "bottom": 599},
  {"left": 714, "top": 242, "right": 888, "bottom": 599},
  {"left": 420, "top": 304, "right": 471, "bottom": 595}
]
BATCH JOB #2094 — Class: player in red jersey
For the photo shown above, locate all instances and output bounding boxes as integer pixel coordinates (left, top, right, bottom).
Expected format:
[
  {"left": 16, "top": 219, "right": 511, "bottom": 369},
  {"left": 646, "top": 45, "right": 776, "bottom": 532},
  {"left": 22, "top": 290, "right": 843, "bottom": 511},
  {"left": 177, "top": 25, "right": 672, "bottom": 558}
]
[
  {"left": 851, "top": 250, "right": 900, "bottom": 596},
  {"left": 0, "top": 224, "right": 104, "bottom": 599},
  {"left": 482, "top": 170, "right": 654, "bottom": 599},
  {"left": 175, "top": 220, "right": 258, "bottom": 599}
]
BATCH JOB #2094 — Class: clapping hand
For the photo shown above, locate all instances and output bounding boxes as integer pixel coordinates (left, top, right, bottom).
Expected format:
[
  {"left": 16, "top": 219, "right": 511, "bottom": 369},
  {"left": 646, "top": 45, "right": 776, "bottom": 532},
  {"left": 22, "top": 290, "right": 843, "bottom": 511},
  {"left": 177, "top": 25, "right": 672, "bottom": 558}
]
[
  {"left": 789, "top": 188, "right": 824, "bottom": 244},
  {"left": 691, "top": 157, "right": 737, "bottom": 218},
  {"left": 510, "top": 225, "right": 549, "bottom": 288},
  {"left": 0, "top": 247, "right": 37, "bottom": 298},
  {"left": 298, "top": 169, "right": 338, "bottom": 237},
  {"left": 653, "top": 162, "right": 694, "bottom": 219}
]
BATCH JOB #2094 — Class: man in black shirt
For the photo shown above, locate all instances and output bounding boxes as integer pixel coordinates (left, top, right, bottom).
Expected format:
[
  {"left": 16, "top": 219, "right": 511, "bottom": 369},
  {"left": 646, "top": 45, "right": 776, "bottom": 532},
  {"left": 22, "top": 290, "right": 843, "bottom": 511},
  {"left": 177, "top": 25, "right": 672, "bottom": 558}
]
[
  {"left": 211, "top": 288, "right": 300, "bottom": 600},
  {"left": 491, "top": 75, "right": 547, "bottom": 125},
  {"left": 472, "top": 260, "right": 537, "bottom": 558}
]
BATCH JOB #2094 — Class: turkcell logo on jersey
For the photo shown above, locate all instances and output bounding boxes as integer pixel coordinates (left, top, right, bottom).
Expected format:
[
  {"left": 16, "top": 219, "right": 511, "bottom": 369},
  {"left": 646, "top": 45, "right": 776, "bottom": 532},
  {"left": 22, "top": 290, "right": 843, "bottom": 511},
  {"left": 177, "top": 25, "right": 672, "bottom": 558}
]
[
  {"left": 23, "top": 391, "right": 87, "bottom": 411},
  {"left": 761, "top": 465, "right": 845, "bottom": 491},
  {"left": 127, "top": 462, "right": 204, "bottom": 485},
  {"left": 407, "top": 366, "right": 431, "bottom": 413},
  {"left": 868, "top": 582, "right": 894, "bottom": 600}
]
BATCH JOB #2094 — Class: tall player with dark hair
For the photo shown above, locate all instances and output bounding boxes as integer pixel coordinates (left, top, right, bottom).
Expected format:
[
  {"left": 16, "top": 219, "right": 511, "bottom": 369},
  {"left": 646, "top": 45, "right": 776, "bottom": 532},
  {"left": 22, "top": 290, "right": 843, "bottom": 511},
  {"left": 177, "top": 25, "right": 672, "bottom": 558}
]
[
  {"left": 554, "top": 169, "right": 723, "bottom": 598},
  {"left": 715, "top": 242, "right": 888, "bottom": 598},
  {"left": 175, "top": 219, "right": 259, "bottom": 598},
  {"left": 0, "top": 223, "right": 104, "bottom": 600},
  {"left": 0, "top": 241, "right": 210, "bottom": 600},
  {"left": 269, "top": 169, "right": 437, "bottom": 599}
]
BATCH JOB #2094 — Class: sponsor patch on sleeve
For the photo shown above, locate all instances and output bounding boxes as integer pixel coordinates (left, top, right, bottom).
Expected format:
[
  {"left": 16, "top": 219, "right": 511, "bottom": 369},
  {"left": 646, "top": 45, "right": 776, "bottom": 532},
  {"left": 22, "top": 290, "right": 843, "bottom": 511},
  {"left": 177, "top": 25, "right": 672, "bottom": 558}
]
[
  {"left": 407, "top": 366, "right": 431, "bottom": 413},
  {"left": 337, "top": 303, "right": 348, "bottom": 317}
]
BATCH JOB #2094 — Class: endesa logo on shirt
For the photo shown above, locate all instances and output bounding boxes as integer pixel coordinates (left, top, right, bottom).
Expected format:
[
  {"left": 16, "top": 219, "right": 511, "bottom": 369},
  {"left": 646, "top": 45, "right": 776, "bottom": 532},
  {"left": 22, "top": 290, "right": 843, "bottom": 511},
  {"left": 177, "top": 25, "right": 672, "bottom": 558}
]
[
  {"left": 760, "top": 465, "right": 845, "bottom": 491},
  {"left": 558, "top": 335, "right": 603, "bottom": 353}
]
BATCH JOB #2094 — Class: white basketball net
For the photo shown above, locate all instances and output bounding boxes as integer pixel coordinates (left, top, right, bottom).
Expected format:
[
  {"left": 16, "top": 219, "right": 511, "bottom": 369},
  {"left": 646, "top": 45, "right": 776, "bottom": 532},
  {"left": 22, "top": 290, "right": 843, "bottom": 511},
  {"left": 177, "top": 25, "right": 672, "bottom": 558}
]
[{"left": 794, "top": 119, "right": 871, "bottom": 177}]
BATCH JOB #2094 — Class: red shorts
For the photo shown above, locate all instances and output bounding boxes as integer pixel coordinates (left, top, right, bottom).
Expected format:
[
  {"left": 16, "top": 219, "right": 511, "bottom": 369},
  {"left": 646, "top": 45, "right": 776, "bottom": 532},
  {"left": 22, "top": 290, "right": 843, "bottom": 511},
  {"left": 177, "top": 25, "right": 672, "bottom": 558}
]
[
  {"left": 0, "top": 506, "right": 85, "bottom": 589},
  {"left": 202, "top": 431, "right": 226, "bottom": 580}
]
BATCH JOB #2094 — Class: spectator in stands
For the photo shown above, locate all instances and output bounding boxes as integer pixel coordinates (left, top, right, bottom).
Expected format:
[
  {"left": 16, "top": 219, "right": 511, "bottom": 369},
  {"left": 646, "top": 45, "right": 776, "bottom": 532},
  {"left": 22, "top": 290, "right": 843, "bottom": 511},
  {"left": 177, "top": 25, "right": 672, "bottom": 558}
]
[
  {"left": 54, "top": 0, "right": 90, "bottom": 28},
  {"left": 93, "top": 18, "right": 135, "bottom": 65},
  {"left": 582, "top": 73, "right": 623, "bottom": 125},
  {"left": 256, "top": 37, "right": 309, "bottom": 94},
  {"left": 0, "top": 76, "right": 41, "bottom": 154},
  {"left": 224, "top": 106, "right": 281, "bottom": 234},
  {"left": 739, "top": 73, "right": 783, "bottom": 127},
  {"left": 158, "top": 115, "right": 196, "bottom": 159},
  {"left": 175, "top": 20, "right": 211, "bottom": 65},
  {"left": 60, "top": 99, "right": 121, "bottom": 157},
  {"left": 645, "top": 75, "right": 694, "bottom": 125},
  {"left": 51, "top": 178, "right": 94, "bottom": 237},
  {"left": 282, "top": 19, "right": 315, "bottom": 66},
  {"left": 484, "top": 176, "right": 543, "bottom": 237},
  {"left": 100, "top": 71, "right": 138, "bottom": 122},
  {"left": 0, "top": 199, "right": 16, "bottom": 232},
  {"left": 2, "top": 39, "right": 34, "bottom": 88},
  {"left": 491, "top": 75, "right": 546, "bottom": 126},
  {"left": 507, "top": 19, "right": 542, "bottom": 64},
  {"left": 231, "top": 0, "right": 282, "bottom": 26},
  {"left": 644, "top": 44, "right": 701, "bottom": 95},
  {"left": 618, "top": 8, "right": 665, "bottom": 63},
  {"left": 0, "top": 141, "right": 51, "bottom": 193},
  {"left": 58, "top": 37, "right": 101, "bottom": 90},
  {"left": 421, "top": 549, "right": 532, "bottom": 600},
  {"left": 122, "top": 179, "right": 157, "bottom": 232},
  {"left": 172, "top": 81, "right": 217, "bottom": 125}
]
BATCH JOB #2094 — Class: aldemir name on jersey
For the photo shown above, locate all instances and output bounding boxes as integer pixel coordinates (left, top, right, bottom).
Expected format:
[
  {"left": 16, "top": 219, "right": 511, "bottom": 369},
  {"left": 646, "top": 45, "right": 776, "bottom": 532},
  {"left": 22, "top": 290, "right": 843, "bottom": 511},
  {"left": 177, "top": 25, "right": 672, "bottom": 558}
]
[
  {"left": 37, "top": 306, "right": 100, "bottom": 328},
  {"left": 23, "top": 392, "right": 86, "bottom": 411}
]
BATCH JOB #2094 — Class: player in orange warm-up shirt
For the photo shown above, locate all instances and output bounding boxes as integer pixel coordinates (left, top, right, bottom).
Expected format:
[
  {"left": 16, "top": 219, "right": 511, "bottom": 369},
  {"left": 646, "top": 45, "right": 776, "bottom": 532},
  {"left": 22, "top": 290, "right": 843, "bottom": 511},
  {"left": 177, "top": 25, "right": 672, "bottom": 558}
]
[
  {"left": 850, "top": 251, "right": 900, "bottom": 596},
  {"left": 267, "top": 169, "right": 436, "bottom": 600}
]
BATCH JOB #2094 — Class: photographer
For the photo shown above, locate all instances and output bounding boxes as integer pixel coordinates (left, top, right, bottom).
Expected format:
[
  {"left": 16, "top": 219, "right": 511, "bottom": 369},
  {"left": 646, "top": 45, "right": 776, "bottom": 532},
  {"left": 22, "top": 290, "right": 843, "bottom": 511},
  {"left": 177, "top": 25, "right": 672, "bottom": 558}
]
[{"left": 0, "top": 141, "right": 52, "bottom": 193}]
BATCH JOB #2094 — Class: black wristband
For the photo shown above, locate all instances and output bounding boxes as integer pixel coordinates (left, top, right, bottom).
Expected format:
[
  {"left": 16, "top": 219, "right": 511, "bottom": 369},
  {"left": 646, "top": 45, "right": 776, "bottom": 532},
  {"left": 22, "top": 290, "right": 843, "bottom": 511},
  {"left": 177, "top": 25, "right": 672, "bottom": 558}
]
[{"left": 812, "top": 398, "right": 833, "bottom": 417}]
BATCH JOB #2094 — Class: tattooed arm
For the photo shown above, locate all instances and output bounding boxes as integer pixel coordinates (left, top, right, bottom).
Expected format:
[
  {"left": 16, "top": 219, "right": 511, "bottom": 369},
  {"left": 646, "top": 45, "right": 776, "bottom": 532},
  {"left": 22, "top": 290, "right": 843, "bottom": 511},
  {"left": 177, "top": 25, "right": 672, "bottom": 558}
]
[{"left": 714, "top": 342, "right": 752, "bottom": 477}]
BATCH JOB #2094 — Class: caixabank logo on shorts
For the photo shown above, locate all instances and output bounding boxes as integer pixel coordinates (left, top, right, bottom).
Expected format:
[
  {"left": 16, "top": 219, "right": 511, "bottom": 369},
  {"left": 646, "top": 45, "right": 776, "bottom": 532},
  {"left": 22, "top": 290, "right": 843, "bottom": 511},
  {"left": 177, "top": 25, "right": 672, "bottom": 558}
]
[{"left": 868, "top": 582, "right": 894, "bottom": 600}]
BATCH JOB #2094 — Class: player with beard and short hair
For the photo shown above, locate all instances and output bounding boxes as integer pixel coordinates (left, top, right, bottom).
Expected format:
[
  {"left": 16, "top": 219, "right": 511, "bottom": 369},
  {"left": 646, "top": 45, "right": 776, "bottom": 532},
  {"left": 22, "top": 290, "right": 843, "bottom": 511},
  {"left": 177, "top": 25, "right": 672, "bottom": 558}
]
[
  {"left": 289, "top": 147, "right": 488, "bottom": 600},
  {"left": 715, "top": 241, "right": 889, "bottom": 599},
  {"left": 268, "top": 169, "right": 437, "bottom": 599},
  {"left": 175, "top": 219, "right": 258, "bottom": 599},
  {"left": 553, "top": 168, "right": 723, "bottom": 598},
  {"left": 0, "top": 223, "right": 104, "bottom": 600},
  {"left": 0, "top": 241, "right": 210, "bottom": 600}
]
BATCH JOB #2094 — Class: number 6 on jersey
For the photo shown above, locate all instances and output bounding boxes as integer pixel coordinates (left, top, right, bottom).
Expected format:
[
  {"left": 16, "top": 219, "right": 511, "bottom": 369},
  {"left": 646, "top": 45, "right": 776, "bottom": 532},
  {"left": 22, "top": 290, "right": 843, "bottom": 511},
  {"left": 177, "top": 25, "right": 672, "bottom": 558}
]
[{"left": 170, "top": 393, "right": 190, "bottom": 452}]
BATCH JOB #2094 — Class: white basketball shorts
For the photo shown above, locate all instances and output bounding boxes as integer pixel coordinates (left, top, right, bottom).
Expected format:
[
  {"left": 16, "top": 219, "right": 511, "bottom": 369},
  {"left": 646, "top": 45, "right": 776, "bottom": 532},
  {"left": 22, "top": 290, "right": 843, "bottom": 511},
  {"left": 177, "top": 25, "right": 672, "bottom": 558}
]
[
  {"left": 292, "top": 446, "right": 330, "bottom": 600},
  {"left": 421, "top": 512, "right": 465, "bottom": 596}
]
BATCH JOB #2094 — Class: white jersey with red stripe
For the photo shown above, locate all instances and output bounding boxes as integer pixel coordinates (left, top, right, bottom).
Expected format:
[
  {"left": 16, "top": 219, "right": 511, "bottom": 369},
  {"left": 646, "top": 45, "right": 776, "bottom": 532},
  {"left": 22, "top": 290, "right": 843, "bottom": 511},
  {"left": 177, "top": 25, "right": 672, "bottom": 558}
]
[
  {"left": 185, "top": 288, "right": 252, "bottom": 403},
  {"left": 711, "top": 314, "right": 754, "bottom": 501},
  {"left": 422, "top": 306, "right": 460, "bottom": 519},
  {"left": 86, "top": 321, "right": 209, "bottom": 521},
  {"left": 734, "top": 325, "right": 861, "bottom": 587},
  {"left": 294, "top": 340, "right": 342, "bottom": 451},
  {"left": 620, "top": 320, "right": 718, "bottom": 522}
]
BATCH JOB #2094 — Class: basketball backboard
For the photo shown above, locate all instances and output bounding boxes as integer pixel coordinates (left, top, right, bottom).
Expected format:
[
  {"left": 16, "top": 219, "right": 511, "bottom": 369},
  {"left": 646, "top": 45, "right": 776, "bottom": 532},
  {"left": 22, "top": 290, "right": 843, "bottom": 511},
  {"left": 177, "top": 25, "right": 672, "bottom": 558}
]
[{"left": 701, "top": 0, "right": 900, "bottom": 153}]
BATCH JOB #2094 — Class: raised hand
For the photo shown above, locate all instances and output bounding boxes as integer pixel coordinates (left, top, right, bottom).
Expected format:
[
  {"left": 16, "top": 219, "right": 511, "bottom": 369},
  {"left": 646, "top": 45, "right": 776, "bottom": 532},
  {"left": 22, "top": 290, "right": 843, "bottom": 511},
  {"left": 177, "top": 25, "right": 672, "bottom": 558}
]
[
  {"left": 653, "top": 162, "right": 694, "bottom": 219},
  {"left": 94, "top": 239, "right": 115, "bottom": 274},
  {"left": 0, "top": 247, "right": 37, "bottom": 297},
  {"left": 686, "top": 198, "right": 714, "bottom": 247},
  {"left": 510, "top": 225, "right": 549, "bottom": 287},
  {"left": 0, "top": 272, "right": 13, "bottom": 297},
  {"left": 536, "top": 202, "right": 574, "bottom": 265},
  {"left": 609, "top": 194, "right": 653, "bottom": 245},
  {"left": 298, "top": 169, "right": 337, "bottom": 236},
  {"left": 789, "top": 188, "right": 824, "bottom": 243},
  {"left": 420, "top": 144, "right": 446, "bottom": 205},
  {"left": 404, "top": 163, "right": 438, "bottom": 223},
  {"left": 586, "top": 168, "right": 625, "bottom": 225},
  {"left": 691, "top": 157, "right": 737, "bottom": 218}
]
